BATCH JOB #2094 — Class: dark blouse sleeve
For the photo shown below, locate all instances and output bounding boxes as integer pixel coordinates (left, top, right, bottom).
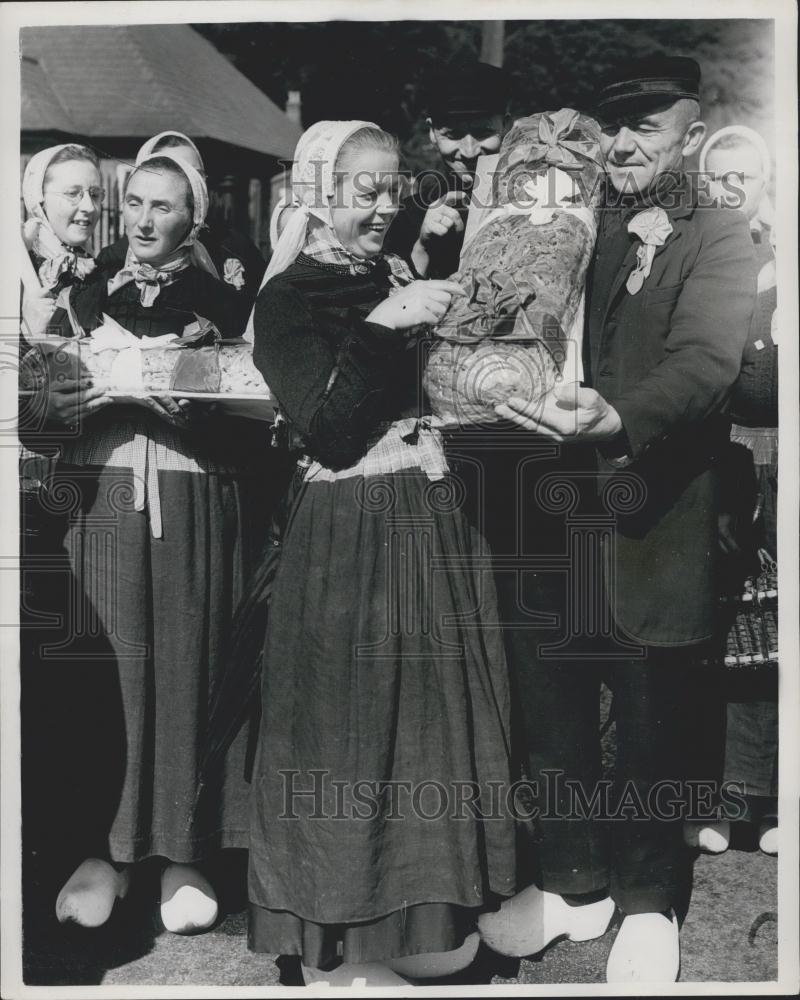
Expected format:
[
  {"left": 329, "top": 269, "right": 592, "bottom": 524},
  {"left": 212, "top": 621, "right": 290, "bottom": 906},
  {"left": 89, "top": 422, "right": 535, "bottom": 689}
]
[{"left": 252, "top": 278, "right": 410, "bottom": 469}]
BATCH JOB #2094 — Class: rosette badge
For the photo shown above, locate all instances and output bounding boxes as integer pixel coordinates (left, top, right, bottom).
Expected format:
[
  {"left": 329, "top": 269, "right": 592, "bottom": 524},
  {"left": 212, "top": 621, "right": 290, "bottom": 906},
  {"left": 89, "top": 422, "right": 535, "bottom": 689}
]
[
  {"left": 223, "top": 257, "right": 246, "bottom": 290},
  {"left": 625, "top": 207, "right": 673, "bottom": 295}
]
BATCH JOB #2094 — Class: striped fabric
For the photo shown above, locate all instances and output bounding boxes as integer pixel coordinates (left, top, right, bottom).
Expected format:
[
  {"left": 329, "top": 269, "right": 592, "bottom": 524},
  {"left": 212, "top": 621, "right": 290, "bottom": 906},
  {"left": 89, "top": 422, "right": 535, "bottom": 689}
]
[
  {"left": 730, "top": 424, "right": 778, "bottom": 467},
  {"left": 60, "top": 416, "right": 240, "bottom": 539},
  {"left": 304, "top": 416, "right": 448, "bottom": 485},
  {"left": 301, "top": 232, "right": 415, "bottom": 288}
]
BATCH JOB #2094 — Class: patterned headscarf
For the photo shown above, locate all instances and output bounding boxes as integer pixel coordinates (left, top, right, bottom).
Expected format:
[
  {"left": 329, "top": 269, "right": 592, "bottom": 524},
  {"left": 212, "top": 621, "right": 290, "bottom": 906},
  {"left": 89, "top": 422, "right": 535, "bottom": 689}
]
[
  {"left": 246, "top": 120, "right": 413, "bottom": 340},
  {"left": 108, "top": 150, "right": 216, "bottom": 306},
  {"left": 135, "top": 130, "right": 203, "bottom": 168},
  {"left": 699, "top": 125, "right": 774, "bottom": 233},
  {"left": 22, "top": 144, "right": 98, "bottom": 291}
]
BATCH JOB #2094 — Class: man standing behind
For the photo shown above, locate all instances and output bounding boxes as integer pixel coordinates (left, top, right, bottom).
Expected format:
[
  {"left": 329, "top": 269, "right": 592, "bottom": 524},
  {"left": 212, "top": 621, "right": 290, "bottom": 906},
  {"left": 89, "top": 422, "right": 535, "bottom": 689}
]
[
  {"left": 478, "top": 56, "right": 758, "bottom": 983},
  {"left": 385, "top": 60, "right": 510, "bottom": 277}
]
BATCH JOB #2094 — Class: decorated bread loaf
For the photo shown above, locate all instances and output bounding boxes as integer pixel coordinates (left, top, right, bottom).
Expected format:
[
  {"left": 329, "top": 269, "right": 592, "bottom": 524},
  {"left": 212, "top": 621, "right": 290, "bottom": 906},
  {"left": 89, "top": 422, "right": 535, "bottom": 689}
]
[{"left": 423, "top": 109, "right": 603, "bottom": 426}]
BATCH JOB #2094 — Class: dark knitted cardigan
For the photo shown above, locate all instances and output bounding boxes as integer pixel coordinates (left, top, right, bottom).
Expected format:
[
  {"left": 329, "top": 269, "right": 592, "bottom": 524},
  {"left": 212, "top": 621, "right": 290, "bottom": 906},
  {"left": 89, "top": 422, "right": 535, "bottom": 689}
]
[{"left": 251, "top": 253, "right": 425, "bottom": 470}]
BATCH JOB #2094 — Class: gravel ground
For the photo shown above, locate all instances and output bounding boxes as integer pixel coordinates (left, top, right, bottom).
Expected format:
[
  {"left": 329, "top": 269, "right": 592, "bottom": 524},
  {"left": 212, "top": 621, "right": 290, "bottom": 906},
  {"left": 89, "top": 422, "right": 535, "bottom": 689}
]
[
  {"left": 20, "top": 693, "right": 779, "bottom": 989},
  {"left": 21, "top": 830, "right": 777, "bottom": 989}
]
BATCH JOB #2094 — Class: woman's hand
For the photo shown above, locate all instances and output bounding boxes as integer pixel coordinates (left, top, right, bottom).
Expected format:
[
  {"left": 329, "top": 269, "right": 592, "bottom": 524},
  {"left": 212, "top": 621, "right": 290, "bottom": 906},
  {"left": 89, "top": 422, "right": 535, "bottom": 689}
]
[
  {"left": 44, "top": 377, "right": 112, "bottom": 426},
  {"left": 367, "top": 280, "right": 464, "bottom": 330},
  {"left": 21, "top": 285, "right": 58, "bottom": 341},
  {"left": 138, "top": 395, "right": 193, "bottom": 429}
]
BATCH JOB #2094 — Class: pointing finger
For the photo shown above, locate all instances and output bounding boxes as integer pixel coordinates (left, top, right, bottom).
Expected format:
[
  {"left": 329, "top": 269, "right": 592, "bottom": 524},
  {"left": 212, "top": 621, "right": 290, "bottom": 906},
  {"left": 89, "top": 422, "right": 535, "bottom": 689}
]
[{"left": 425, "top": 280, "right": 467, "bottom": 296}]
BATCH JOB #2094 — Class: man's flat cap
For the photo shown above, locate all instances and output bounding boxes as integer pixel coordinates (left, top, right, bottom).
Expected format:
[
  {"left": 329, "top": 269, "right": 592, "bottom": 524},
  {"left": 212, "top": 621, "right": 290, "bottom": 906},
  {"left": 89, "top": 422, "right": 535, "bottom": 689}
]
[
  {"left": 596, "top": 55, "right": 701, "bottom": 117},
  {"left": 427, "top": 62, "right": 511, "bottom": 121}
]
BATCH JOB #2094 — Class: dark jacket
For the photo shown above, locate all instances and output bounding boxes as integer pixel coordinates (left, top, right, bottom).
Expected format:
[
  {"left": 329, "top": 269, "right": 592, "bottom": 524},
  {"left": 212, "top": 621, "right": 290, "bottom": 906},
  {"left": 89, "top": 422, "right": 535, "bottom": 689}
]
[
  {"left": 252, "top": 255, "right": 423, "bottom": 470},
  {"left": 584, "top": 177, "right": 758, "bottom": 646}
]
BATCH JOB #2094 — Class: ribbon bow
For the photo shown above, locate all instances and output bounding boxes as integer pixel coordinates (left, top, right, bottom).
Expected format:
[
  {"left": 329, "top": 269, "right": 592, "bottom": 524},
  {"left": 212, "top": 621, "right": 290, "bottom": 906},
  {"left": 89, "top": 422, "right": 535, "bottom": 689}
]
[
  {"left": 467, "top": 269, "right": 535, "bottom": 318},
  {"left": 506, "top": 109, "right": 603, "bottom": 173},
  {"left": 23, "top": 217, "right": 97, "bottom": 292},
  {"left": 38, "top": 251, "right": 96, "bottom": 292},
  {"left": 438, "top": 269, "right": 536, "bottom": 343},
  {"left": 127, "top": 261, "right": 176, "bottom": 307},
  {"left": 625, "top": 207, "right": 673, "bottom": 295},
  {"left": 107, "top": 247, "right": 193, "bottom": 307}
]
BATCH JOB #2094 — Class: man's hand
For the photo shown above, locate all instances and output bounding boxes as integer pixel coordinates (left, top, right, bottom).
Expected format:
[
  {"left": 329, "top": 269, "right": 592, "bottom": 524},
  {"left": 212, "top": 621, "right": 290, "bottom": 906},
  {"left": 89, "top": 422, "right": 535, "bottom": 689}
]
[
  {"left": 411, "top": 191, "right": 468, "bottom": 276},
  {"left": 494, "top": 382, "right": 624, "bottom": 443},
  {"left": 419, "top": 191, "right": 468, "bottom": 244}
]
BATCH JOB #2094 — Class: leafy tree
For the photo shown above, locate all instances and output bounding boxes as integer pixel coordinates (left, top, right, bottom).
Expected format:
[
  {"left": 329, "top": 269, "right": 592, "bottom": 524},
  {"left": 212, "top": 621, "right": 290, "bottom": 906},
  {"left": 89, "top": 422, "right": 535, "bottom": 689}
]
[{"left": 193, "top": 18, "right": 774, "bottom": 174}]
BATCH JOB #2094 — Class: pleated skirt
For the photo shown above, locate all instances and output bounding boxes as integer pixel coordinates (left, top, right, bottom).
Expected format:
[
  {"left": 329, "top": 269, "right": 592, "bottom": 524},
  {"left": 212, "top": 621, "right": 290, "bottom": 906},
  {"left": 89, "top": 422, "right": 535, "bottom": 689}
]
[{"left": 247, "top": 466, "right": 516, "bottom": 966}]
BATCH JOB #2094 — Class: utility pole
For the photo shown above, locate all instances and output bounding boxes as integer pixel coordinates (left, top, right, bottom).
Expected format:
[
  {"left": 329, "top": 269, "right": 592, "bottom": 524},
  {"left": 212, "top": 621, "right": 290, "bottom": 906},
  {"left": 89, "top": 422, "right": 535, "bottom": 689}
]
[{"left": 480, "top": 20, "right": 505, "bottom": 68}]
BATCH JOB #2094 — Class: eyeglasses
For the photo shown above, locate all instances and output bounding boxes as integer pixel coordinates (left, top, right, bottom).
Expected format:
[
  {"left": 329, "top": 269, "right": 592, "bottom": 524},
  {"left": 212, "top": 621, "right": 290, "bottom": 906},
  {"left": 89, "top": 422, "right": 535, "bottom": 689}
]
[{"left": 44, "top": 186, "right": 106, "bottom": 206}]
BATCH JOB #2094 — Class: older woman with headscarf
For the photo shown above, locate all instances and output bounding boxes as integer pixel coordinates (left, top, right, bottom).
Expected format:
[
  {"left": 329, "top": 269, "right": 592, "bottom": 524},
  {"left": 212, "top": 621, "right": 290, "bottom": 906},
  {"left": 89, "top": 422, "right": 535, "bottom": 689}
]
[
  {"left": 40, "top": 151, "right": 269, "bottom": 935},
  {"left": 96, "top": 130, "right": 266, "bottom": 331},
  {"left": 685, "top": 125, "right": 779, "bottom": 858},
  {"left": 242, "top": 120, "right": 516, "bottom": 987}
]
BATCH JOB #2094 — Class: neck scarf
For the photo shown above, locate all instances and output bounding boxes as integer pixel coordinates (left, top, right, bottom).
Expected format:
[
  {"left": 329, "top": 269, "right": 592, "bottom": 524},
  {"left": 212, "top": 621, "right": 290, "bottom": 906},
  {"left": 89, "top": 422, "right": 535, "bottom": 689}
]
[
  {"left": 699, "top": 125, "right": 774, "bottom": 234},
  {"left": 301, "top": 217, "right": 414, "bottom": 288},
  {"left": 22, "top": 144, "right": 98, "bottom": 291},
  {"left": 110, "top": 150, "right": 216, "bottom": 305},
  {"left": 107, "top": 245, "right": 193, "bottom": 307},
  {"left": 246, "top": 120, "right": 413, "bottom": 340}
]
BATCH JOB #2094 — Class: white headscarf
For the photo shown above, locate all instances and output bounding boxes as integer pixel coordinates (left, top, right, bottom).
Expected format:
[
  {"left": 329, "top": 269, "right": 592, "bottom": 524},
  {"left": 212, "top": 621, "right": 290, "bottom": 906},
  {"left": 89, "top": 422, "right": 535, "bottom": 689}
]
[
  {"left": 263, "top": 119, "right": 379, "bottom": 282},
  {"left": 109, "top": 150, "right": 217, "bottom": 306},
  {"left": 699, "top": 125, "right": 774, "bottom": 232},
  {"left": 134, "top": 133, "right": 219, "bottom": 278},
  {"left": 243, "top": 120, "right": 379, "bottom": 341},
  {"left": 135, "top": 130, "right": 203, "bottom": 167},
  {"left": 22, "top": 144, "right": 98, "bottom": 290}
]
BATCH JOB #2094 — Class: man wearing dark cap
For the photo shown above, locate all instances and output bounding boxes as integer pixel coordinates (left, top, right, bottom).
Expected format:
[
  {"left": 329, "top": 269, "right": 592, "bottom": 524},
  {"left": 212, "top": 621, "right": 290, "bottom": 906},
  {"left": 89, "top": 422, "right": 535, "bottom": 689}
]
[
  {"left": 478, "top": 56, "right": 757, "bottom": 982},
  {"left": 384, "top": 61, "right": 510, "bottom": 278}
]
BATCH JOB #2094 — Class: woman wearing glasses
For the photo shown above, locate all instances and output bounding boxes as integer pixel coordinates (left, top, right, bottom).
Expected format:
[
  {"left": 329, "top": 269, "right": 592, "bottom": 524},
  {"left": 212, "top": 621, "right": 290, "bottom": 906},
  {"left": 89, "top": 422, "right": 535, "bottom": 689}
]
[
  {"left": 19, "top": 144, "right": 113, "bottom": 946},
  {"left": 34, "top": 151, "right": 270, "bottom": 935},
  {"left": 21, "top": 145, "right": 112, "bottom": 420},
  {"left": 22, "top": 144, "right": 104, "bottom": 289}
]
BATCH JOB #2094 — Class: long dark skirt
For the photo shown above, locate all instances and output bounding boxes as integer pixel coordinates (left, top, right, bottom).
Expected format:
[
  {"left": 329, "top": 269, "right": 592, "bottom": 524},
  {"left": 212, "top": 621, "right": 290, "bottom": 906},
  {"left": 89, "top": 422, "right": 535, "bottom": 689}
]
[
  {"left": 25, "top": 462, "right": 264, "bottom": 866},
  {"left": 248, "top": 469, "right": 515, "bottom": 966}
]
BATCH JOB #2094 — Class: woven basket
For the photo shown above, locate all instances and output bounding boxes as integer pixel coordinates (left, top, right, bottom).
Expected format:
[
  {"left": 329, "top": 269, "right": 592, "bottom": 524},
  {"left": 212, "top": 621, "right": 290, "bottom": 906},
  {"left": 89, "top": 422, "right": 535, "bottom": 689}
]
[{"left": 718, "top": 550, "right": 778, "bottom": 670}]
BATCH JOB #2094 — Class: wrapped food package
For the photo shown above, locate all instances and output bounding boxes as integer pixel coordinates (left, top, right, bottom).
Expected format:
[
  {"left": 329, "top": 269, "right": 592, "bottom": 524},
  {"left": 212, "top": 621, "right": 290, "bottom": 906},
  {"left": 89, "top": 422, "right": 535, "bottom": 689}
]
[
  {"left": 24, "top": 314, "right": 275, "bottom": 419},
  {"left": 423, "top": 108, "right": 603, "bottom": 426}
]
